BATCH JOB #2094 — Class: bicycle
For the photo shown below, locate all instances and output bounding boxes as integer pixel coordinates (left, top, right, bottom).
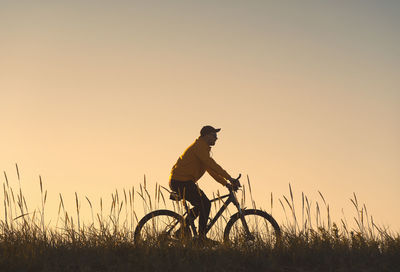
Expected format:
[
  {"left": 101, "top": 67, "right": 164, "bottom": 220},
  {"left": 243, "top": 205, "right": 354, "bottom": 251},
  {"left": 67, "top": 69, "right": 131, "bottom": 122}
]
[{"left": 134, "top": 174, "right": 281, "bottom": 245}]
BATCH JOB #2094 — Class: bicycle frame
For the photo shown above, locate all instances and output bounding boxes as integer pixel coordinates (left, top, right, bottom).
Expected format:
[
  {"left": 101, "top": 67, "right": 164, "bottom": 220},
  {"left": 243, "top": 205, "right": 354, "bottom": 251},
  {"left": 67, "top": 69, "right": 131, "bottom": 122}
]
[{"left": 182, "top": 189, "right": 251, "bottom": 237}]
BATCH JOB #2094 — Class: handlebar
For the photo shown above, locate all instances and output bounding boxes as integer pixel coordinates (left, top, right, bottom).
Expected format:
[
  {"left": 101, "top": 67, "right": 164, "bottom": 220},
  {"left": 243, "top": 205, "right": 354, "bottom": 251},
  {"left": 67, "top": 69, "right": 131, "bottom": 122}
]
[
  {"left": 227, "top": 174, "right": 242, "bottom": 192},
  {"left": 235, "top": 174, "right": 242, "bottom": 186}
]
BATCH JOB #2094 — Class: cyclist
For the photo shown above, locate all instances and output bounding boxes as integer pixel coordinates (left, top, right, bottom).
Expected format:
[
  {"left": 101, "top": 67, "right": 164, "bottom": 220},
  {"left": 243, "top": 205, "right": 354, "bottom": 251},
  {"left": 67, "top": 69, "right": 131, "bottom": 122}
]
[{"left": 169, "top": 125, "right": 239, "bottom": 241}]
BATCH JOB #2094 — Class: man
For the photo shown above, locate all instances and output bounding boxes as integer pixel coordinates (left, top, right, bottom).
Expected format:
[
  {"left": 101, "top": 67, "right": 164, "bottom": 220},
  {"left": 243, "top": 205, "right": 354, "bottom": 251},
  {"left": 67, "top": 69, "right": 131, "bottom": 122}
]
[{"left": 169, "top": 125, "right": 238, "bottom": 240}]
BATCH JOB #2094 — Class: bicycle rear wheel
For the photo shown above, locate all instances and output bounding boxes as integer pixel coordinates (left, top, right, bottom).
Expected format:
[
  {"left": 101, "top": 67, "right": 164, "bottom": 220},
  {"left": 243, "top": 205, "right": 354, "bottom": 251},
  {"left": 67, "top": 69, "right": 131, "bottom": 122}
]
[
  {"left": 134, "top": 210, "right": 191, "bottom": 244},
  {"left": 223, "top": 209, "right": 281, "bottom": 246}
]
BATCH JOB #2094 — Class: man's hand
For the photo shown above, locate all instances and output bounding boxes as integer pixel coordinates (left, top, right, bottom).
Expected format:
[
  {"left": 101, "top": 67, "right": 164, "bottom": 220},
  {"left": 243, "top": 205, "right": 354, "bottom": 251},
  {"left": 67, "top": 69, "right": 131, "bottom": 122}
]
[
  {"left": 226, "top": 182, "right": 239, "bottom": 191},
  {"left": 226, "top": 177, "right": 241, "bottom": 191}
]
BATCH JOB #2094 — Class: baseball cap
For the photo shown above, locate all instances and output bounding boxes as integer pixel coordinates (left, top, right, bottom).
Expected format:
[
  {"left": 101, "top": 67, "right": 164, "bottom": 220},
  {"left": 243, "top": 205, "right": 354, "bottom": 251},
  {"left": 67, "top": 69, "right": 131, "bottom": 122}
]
[{"left": 200, "top": 125, "right": 221, "bottom": 136}]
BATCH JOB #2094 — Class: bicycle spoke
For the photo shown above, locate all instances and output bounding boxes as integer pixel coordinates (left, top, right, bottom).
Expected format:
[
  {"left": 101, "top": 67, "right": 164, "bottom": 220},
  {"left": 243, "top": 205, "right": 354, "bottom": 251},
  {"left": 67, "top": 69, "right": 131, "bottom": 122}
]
[
  {"left": 140, "top": 215, "right": 180, "bottom": 241},
  {"left": 225, "top": 211, "right": 280, "bottom": 246}
]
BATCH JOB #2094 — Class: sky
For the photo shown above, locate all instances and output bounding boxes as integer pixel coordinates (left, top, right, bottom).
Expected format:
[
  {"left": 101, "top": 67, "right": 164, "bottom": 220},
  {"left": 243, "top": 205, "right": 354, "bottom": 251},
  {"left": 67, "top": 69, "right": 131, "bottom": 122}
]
[{"left": 1, "top": 1, "right": 399, "bottom": 231}]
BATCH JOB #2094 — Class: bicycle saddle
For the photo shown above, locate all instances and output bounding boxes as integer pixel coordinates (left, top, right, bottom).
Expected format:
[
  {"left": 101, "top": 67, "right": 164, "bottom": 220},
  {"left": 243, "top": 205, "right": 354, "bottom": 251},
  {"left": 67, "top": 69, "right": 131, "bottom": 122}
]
[{"left": 169, "top": 191, "right": 183, "bottom": 201}]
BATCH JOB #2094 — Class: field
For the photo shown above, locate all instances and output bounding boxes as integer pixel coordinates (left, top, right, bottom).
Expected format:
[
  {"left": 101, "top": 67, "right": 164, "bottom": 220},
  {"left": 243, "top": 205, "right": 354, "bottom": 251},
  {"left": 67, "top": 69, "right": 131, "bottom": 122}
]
[{"left": 1, "top": 166, "right": 399, "bottom": 271}]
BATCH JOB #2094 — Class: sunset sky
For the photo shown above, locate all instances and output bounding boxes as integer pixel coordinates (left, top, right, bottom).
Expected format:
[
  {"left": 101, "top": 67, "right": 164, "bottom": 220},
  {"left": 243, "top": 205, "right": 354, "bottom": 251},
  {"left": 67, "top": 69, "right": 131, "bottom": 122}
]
[{"left": 1, "top": 1, "right": 399, "bottom": 231}]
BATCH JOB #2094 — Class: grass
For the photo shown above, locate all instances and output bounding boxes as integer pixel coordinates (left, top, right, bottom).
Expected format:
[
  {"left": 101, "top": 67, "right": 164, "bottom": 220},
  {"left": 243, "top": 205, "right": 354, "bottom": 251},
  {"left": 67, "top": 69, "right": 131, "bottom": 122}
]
[{"left": 1, "top": 164, "right": 399, "bottom": 271}]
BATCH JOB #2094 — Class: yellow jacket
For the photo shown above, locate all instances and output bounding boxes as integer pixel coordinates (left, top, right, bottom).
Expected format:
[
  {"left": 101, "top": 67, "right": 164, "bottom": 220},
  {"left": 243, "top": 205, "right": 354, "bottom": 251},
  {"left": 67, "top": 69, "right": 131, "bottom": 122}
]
[{"left": 170, "top": 137, "right": 232, "bottom": 186}]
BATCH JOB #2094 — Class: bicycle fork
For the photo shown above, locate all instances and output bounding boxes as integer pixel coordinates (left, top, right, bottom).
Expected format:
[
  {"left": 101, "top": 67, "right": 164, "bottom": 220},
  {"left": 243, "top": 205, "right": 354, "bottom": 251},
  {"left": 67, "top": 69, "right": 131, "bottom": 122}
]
[{"left": 234, "top": 198, "right": 255, "bottom": 241}]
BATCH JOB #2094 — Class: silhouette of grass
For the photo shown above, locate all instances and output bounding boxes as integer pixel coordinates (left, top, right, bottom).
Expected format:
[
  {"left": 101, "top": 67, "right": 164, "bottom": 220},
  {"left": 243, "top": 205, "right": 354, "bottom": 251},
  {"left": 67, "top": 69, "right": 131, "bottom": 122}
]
[{"left": 1, "top": 164, "right": 399, "bottom": 271}]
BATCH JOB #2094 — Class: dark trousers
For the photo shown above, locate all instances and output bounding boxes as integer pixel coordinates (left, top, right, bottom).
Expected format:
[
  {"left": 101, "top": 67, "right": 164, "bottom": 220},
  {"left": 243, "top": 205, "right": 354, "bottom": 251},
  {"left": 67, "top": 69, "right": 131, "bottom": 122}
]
[{"left": 169, "top": 180, "right": 211, "bottom": 236}]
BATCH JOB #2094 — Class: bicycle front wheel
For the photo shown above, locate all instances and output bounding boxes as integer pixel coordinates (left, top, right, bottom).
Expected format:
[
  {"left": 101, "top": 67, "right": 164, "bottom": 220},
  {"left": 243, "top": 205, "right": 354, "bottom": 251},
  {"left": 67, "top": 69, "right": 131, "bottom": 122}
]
[
  {"left": 223, "top": 209, "right": 281, "bottom": 246},
  {"left": 134, "top": 210, "right": 191, "bottom": 244}
]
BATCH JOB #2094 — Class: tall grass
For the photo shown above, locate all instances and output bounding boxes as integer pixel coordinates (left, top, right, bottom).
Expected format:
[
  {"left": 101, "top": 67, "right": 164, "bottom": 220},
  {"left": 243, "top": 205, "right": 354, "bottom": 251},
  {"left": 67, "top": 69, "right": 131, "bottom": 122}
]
[{"left": 1, "top": 165, "right": 399, "bottom": 271}]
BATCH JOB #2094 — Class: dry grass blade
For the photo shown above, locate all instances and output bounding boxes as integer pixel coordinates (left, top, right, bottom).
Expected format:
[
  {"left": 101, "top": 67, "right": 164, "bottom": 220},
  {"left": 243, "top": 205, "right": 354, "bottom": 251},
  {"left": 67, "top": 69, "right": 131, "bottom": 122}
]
[
  {"left": 327, "top": 204, "right": 331, "bottom": 231},
  {"left": 279, "top": 198, "right": 289, "bottom": 227},
  {"left": 23, "top": 196, "right": 29, "bottom": 214},
  {"left": 318, "top": 191, "right": 326, "bottom": 206},
  {"left": 289, "top": 183, "right": 293, "bottom": 202},
  {"left": 283, "top": 195, "right": 292, "bottom": 211},
  {"left": 59, "top": 194, "right": 65, "bottom": 211},
  {"left": 283, "top": 194, "right": 297, "bottom": 233},
  {"left": 353, "top": 192, "right": 358, "bottom": 207},
  {"left": 75, "top": 192, "right": 80, "bottom": 232},
  {"left": 270, "top": 192, "right": 273, "bottom": 215},
  {"left": 13, "top": 212, "right": 30, "bottom": 221},
  {"left": 4, "top": 171, "right": 9, "bottom": 187},
  {"left": 86, "top": 196, "right": 94, "bottom": 226},
  {"left": 305, "top": 196, "right": 311, "bottom": 229},
  {"left": 144, "top": 186, "right": 152, "bottom": 212},
  {"left": 3, "top": 183, "right": 8, "bottom": 226},
  {"left": 39, "top": 175, "right": 45, "bottom": 234},
  {"left": 288, "top": 183, "right": 298, "bottom": 232},
  {"left": 15, "top": 163, "right": 20, "bottom": 183},
  {"left": 301, "top": 192, "right": 305, "bottom": 232},
  {"left": 247, "top": 175, "right": 256, "bottom": 209},
  {"left": 39, "top": 176, "right": 43, "bottom": 194}
]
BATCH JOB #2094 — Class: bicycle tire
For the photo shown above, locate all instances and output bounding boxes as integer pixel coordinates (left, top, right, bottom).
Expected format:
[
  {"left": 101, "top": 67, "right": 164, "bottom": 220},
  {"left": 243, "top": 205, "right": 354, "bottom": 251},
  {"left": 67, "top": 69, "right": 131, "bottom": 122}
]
[
  {"left": 223, "top": 209, "right": 281, "bottom": 245},
  {"left": 134, "top": 209, "right": 191, "bottom": 244}
]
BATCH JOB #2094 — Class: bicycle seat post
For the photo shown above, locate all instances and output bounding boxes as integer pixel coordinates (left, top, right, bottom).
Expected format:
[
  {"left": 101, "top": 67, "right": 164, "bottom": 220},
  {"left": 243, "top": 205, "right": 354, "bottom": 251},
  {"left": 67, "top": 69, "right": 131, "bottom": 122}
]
[{"left": 169, "top": 191, "right": 197, "bottom": 236}]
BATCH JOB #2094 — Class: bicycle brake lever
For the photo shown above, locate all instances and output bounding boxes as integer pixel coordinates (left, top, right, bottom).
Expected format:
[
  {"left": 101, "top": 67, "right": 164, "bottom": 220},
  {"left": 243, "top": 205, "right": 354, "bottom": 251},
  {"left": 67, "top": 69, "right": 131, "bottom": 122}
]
[{"left": 235, "top": 174, "right": 242, "bottom": 188}]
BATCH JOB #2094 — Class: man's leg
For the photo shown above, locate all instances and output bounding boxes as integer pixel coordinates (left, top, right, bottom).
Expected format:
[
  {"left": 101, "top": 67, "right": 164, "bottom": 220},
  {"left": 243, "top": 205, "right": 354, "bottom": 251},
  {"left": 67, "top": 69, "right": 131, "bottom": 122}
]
[
  {"left": 170, "top": 180, "right": 199, "bottom": 228},
  {"left": 183, "top": 183, "right": 211, "bottom": 236},
  {"left": 170, "top": 180, "right": 211, "bottom": 236},
  {"left": 197, "top": 191, "right": 211, "bottom": 236}
]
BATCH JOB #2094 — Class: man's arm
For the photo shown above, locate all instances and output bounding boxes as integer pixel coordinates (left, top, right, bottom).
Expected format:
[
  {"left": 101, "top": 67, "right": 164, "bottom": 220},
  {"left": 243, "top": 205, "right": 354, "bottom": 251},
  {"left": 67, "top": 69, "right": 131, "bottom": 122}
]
[
  {"left": 207, "top": 169, "right": 228, "bottom": 186},
  {"left": 194, "top": 144, "right": 232, "bottom": 180}
]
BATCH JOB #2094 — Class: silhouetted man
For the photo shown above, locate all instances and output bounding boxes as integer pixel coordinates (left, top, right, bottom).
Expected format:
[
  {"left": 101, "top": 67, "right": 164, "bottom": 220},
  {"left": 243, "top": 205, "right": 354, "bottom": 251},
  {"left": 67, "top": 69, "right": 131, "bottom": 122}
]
[{"left": 169, "top": 125, "right": 238, "bottom": 240}]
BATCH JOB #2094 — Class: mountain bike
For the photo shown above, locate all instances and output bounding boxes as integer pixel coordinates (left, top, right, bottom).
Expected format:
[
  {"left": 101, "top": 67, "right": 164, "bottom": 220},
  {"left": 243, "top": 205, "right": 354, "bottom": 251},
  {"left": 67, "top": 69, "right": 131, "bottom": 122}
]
[{"left": 134, "top": 174, "right": 281, "bottom": 245}]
